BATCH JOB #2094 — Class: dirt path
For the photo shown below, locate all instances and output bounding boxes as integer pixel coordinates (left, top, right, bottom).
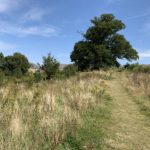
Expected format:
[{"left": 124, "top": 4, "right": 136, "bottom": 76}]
[{"left": 104, "top": 76, "right": 150, "bottom": 150}]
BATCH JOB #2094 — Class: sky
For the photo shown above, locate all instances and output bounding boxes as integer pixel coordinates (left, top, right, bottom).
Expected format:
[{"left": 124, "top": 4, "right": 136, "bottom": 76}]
[{"left": 0, "top": 0, "right": 150, "bottom": 64}]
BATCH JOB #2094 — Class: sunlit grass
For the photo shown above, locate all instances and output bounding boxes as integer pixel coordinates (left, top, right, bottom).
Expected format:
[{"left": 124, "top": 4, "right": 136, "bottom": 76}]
[
  {"left": 0, "top": 71, "right": 112, "bottom": 150},
  {"left": 122, "top": 71, "right": 150, "bottom": 117}
]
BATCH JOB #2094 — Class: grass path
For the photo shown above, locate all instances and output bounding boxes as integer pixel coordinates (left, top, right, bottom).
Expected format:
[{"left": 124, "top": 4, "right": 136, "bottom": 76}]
[{"left": 104, "top": 75, "right": 150, "bottom": 150}]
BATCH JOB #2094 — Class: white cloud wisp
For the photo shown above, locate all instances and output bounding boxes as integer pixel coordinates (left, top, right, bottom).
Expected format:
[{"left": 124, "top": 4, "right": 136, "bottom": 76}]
[
  {"left": 139, "top": 51, "right": 150, "bottom": 58},
  {"left": 0, "top": 21, "right": 58, "bottom": 37},
  {"left": 0, "top": 0, "right": 22, "bottom": 13}
]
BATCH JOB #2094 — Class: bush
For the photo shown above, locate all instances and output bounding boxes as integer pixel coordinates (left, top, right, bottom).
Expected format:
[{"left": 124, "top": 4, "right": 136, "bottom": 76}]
[
  {"left": 34, "top": 71, "right": 45, "bottom": 82},
  {"left": 63, "top": 65, "right": 78, "bottom": 78},
  {"left": 0, "top": 70, "right": 5, "bottom": 84},
  {"left": 124, "top": 63, "right": 150, "bottom": 73},
  {"left": 55, "top": 70, "right": 65, "bottom": 80}
]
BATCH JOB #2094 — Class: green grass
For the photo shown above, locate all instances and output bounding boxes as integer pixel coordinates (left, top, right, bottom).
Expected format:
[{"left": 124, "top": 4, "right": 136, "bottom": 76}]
[{"left": 59, "top": 94, "right": 112, "bottom": 150}]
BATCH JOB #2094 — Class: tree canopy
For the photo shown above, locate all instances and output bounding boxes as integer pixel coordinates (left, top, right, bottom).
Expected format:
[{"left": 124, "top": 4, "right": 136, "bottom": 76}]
[
  {"left": 71, "top": 14, "right": 139, "bottom": 71},
  {"left": 0, "top": 52, "right": 30, "bottom": 77}
]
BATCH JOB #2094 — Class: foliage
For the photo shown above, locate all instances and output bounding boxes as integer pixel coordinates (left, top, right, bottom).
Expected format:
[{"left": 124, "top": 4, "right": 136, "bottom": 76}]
[
  {"left": 124, "top": 63, "right": 150, "bottom": 73},
  {"left": 42, "top": 53, "right": 60, "bottom": 79},
  {"left": 0, "top": 52, "right": 30, "bottom": 77},
  {"left": 63, "top": 64, "right": 78, "bottom": 78},
  {"left": 55, "top": 70, "right": 66, "bottom": 80},
  {"left": 54, "top": 65, "right": 78, "bottom": 80},
  {"left": 0, "top": 70, "right": 5, "bottom": 84},
  {"left": 33, "top": 70, "right": 46, "bottom": 82},
  {"left": 71, "top": 14, "right": 139, "bottom": 71}
]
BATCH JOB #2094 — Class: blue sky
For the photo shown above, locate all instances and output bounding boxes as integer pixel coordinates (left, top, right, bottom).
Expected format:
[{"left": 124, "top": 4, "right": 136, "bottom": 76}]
[{"left": 0, "top": 0, "right": 150, "bottom": 64}]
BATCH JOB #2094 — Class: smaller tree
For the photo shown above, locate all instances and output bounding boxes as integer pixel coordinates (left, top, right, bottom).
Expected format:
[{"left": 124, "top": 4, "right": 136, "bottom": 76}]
[{"left": 42, "top": 53, "right": 59, "bottom": 79}]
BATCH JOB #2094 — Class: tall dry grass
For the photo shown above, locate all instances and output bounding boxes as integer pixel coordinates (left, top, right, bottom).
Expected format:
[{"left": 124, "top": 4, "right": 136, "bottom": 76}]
[
  {"left": 121, "top": 71, "right": 150, "bottom": 117},
  {"left": 124, "top": 71, "right": 150, "bottom": 97},
  {"left": 0, "top": 71, "right": 111, "bottom": 149}
]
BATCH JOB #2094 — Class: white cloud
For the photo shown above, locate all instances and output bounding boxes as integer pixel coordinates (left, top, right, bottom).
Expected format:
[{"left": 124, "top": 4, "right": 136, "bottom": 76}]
[
  {"left": 0, "top": 21, "right": 58, "bottom": 37},
  {"left": 139, "top": 51, "right": 150, "bottom": 58},
  {"left": 0, "top": 40, "right": 15, "bottom": 50},
  {"left": 0, "top": 0, "right": 22, "bottom": 13},
  {"left": 23, "top": 8, "right": 51, "bottom": 21},
  {"left": 125, "top": 12, "right": 150, "bottom": 20},
  {"left": 106, "top": 0, "right": 122, "bottom": 4},
  {"left": 0, "top": 0, "right": 51, "bottom": 22},
  {"left": 2, "top": 26, "right": 57, "bottom": 37},
  {"left": 0, "top": 1, "right": 58, "bottom": 37}
]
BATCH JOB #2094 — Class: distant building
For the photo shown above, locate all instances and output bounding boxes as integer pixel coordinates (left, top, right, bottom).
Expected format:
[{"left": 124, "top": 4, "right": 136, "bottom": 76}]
[
  {"left": 29, "top": 63, "right": 69, "bottom": 73},
  {"left": 29, "top": 63, "right": 40, "bottom": 73},
  {"left": 59, "top": 64, "right": 68, "bottom": 70}
]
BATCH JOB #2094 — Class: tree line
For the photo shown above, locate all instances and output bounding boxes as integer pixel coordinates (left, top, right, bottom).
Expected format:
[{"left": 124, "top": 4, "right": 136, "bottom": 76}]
[
  {"left": 0, "top": 52, "right": 78, "bottom": 80},
  {"left": 0, "top": 13, "right": 139, "bottom": 80}
]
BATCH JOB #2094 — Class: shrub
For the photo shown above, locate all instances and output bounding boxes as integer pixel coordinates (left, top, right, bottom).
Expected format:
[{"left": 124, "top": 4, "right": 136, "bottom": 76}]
[
  {"left": 124, "top": 63, "right": 150, "bottom": 73},
  {"left": 63, "top": 64, "right": 78, "bottom": 78},
  {"left": 55, "top": 70, "right": 65, "bottom": 80},
  {"left": 0, "top": 70, "right": 5, "bottom": 84},
  {"left": 34, "top": 71, "right": 45, "bottom": 82}
]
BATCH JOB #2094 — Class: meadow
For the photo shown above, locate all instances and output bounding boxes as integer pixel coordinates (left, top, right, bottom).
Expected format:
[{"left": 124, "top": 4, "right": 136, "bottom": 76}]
[
  {"left": 0, "top": 71, "right": 112, "bottom": 150},
  {"left": 0, "top": 69, "right": 150, "bottom": 150}
]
